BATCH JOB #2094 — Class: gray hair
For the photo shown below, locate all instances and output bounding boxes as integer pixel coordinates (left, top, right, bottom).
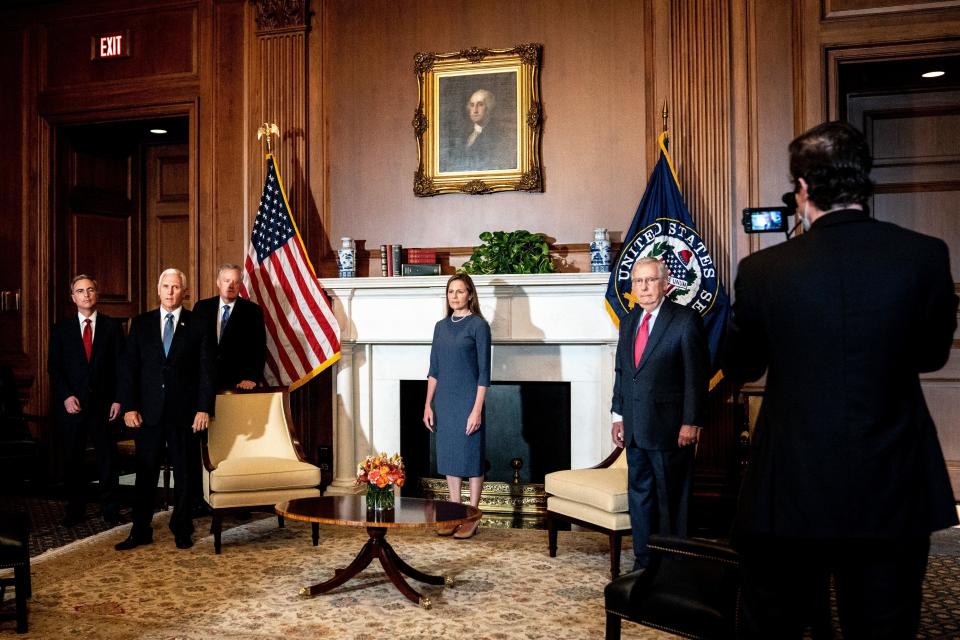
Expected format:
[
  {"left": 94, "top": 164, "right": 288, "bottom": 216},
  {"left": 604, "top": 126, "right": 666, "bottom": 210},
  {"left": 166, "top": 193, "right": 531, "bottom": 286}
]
[
  {"left": 217, "top": 263, "right": 243, "bottom": 278},
  {"left": 69, "top": 274, "right": 98, "bottom": 293},
  {"left": 157, "top": 268, "right": 186, "bottom": 288},
  {"left": 632, "top": 257, "right": 668, "bottom": 280},
  {"left": 468, "top": 89, "right": 496, "bottom": 113}
]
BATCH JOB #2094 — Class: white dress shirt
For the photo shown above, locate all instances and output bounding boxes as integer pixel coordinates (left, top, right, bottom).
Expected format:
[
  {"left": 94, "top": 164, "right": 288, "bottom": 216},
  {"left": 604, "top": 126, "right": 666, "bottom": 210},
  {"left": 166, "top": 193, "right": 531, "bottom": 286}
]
[
  {"left": 216, "top": 298, "right": 235, "bottom": 342},
  {"left": 78, "top": 310, "right": 98, "bottom": 341},
  {"left": 160, "top": 306, "right": 183, "bottom": 338}
]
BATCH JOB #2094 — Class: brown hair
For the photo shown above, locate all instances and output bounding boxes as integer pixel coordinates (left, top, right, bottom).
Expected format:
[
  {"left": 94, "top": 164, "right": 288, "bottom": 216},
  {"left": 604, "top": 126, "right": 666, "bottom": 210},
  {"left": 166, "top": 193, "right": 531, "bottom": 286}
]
[{"left": 445, "top": 274, "right": 483, "bottom": 318}]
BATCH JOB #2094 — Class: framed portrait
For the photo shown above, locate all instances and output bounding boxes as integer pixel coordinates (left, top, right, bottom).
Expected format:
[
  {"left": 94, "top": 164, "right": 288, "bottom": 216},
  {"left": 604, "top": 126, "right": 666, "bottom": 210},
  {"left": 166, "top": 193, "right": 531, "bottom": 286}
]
[{"left": 413, "top": 43, "right": 544, "bottom": 196}]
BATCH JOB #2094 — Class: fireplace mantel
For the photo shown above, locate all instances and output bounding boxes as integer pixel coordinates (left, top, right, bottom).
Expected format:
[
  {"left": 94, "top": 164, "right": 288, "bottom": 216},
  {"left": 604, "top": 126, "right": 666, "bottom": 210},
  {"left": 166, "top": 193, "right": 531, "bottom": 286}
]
[{"left": 319, "top": 272, "right": 620, "bottom": 495}]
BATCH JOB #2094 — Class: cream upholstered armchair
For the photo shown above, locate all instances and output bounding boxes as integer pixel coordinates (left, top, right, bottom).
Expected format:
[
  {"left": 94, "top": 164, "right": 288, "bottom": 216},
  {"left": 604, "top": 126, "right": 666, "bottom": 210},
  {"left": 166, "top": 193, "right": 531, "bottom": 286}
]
[
  {"left": 545, "top": 447, "right": 630, "bottom": 578},
  {"left": 202, "top": 389, "right": 322, "bottom": 553}
]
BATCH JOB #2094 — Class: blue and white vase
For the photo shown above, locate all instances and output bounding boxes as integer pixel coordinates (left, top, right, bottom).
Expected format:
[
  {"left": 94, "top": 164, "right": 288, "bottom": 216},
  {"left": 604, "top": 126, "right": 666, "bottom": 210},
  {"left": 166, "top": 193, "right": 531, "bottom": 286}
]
[
  {"left": 589, "top": 228, "right": 611, "bottom": 273},
  {"left": 337, "top": 237, "right": 356, "bottom": 278}
]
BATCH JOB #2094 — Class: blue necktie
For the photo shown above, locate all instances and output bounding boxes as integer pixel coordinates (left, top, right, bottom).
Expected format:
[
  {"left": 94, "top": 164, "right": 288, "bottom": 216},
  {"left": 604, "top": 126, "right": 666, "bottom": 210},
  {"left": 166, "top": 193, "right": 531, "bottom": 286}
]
[
  {"left": 220, "top": 305, "right": 230, "bottom": 342},
  {"left": 162, "top": 313, "right": 174, "bottom": 356}
]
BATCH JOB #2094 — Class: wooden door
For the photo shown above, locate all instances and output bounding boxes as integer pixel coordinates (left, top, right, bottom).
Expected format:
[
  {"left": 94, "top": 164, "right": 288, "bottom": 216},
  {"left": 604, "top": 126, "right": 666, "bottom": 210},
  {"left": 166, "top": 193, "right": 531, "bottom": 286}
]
[
  {"left": 847, "top": 89, "right": 960, "bottom": 494},
  {"left": 144, "top": 144, "right": 193, "bottom": 306},
  {"left": 54, "top": 127, "right": 142, "bottom": 326}
]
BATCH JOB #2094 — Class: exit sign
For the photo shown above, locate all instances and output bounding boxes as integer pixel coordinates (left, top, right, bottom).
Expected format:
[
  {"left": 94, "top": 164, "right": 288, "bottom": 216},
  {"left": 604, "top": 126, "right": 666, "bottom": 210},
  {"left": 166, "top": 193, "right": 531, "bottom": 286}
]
[{"left": 91, "top": 31, "right": 130, "bottom": 60}]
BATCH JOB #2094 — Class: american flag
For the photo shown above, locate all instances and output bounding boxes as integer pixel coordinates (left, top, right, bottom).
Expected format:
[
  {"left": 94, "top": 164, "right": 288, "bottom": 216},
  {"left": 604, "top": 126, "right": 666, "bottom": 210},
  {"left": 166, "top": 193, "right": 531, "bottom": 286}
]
[
  {"left": 242, "top": 155, "right": 341, "bottom": 389},
  {"left": 661, "top": 247, "right": 693, "bottom": 293}
]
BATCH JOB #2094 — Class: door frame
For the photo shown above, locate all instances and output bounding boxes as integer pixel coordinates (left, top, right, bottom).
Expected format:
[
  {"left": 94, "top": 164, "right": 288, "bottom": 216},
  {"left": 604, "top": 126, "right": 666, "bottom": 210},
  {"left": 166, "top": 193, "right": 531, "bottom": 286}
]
[
  {"left": 825, "top": 39, "right": 960, "bottom": 121},
  {"left": 38, "top": 100, "right": 199, "bottom": 413},
  {"left": 826, "top": 39, "right": 960, "bottom": 494}
]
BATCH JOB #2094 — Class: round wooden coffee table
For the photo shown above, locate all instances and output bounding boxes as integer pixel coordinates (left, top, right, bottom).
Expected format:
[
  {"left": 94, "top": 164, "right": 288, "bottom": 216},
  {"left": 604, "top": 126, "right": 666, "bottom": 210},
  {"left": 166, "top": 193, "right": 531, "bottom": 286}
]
[{"left": 275, "top": 495, "right": 480, "bottom": 609}]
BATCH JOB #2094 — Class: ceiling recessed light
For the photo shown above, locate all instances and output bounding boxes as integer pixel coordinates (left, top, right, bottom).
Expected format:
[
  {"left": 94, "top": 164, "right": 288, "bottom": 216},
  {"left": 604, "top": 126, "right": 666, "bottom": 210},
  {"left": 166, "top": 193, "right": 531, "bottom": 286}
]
[
  {"left": 922, "top": 70, "right": 945, "bottom": 78},
  {"left": 149, "top": 128, "right": 168, "bottom": 134}
]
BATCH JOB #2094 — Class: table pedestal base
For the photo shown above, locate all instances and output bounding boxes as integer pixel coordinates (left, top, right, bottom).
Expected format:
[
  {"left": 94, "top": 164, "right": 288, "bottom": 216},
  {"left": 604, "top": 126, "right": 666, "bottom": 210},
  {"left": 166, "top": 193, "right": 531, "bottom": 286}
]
[{"left": 299, "top": 526, "right": 449, "bottom": 609}]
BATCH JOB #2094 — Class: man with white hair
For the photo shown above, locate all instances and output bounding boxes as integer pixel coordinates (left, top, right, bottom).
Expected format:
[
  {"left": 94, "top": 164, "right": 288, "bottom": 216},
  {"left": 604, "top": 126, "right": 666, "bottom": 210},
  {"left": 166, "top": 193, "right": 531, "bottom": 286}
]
[
  {"left": 116, "top": 268, "right": 214, "bottom": 551},
  {"left": 448, "top": 88, "right": 516, "bottom": 172}
]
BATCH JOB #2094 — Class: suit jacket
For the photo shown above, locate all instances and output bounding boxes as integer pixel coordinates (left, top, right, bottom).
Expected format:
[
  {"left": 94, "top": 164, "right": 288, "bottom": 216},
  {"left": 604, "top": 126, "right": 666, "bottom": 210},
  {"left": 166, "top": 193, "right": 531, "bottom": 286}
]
[
  {"left": 445, "top": 121, "right": 516, "bottom": 172},
  {"left": 724, "top": 209, "right": 959, "bottom": 540},
  {"left": 192, "top": 296, "right": 267, "bottom": 390},
  {"left": 120, "top": 308, "right": 214, "bottom": 426},
  {"left": 612, "top": 298, "right": 709, "bottom": 450},
  {"left": 48, "top": 312, "right": 124, "bottom": 423}
]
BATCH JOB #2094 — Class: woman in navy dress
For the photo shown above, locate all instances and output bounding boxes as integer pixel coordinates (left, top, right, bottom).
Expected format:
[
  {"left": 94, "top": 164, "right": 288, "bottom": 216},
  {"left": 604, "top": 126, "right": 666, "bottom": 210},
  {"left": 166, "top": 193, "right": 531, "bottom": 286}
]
[{"left": 423, "top": 274, "right": 491, "bottom": 538}]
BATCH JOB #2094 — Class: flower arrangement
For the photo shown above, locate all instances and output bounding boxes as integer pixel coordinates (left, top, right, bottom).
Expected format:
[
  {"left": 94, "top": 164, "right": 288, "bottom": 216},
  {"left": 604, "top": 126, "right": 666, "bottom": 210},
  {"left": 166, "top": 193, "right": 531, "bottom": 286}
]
[{"left": 356, "top": 452, "right": 405, "bottom": 510}]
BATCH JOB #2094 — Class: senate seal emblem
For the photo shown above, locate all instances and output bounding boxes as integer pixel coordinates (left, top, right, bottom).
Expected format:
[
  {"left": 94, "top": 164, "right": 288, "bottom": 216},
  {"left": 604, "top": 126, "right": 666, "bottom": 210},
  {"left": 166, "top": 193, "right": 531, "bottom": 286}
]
[{"left": 613, "top": 217, "right": 720, "bottom": 317}]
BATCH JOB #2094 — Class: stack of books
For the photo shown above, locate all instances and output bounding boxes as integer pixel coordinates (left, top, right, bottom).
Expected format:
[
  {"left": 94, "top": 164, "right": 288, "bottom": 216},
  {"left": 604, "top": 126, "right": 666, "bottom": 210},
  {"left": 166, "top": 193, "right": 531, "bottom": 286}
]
[
  {"left": 402, "top": 248, "right": 440, "bottom": 276},
  {"left": 379, "top": 244, "right": 404, "bottom": 277}
]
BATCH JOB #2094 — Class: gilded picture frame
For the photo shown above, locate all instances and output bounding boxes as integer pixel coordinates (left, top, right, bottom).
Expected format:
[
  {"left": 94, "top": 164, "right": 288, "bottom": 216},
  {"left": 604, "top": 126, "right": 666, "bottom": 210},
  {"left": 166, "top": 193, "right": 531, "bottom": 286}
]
[{"left": 413, "top": 43, "right": 544, "bottom": 196}]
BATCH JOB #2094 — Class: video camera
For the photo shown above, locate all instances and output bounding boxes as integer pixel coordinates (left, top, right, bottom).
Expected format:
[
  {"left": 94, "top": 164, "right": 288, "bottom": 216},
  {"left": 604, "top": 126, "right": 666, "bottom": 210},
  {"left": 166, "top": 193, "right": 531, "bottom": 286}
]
[{"left": 741, "top": 192, "right": 800, "bottom": 237}]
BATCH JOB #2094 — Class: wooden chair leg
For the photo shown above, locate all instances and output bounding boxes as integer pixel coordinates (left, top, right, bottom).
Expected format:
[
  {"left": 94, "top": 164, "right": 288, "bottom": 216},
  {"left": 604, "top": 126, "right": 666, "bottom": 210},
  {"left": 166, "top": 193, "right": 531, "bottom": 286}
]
[
  {"left": 547, "top": 513, "right": 558, "bottom": 558},
  {"left": 312, "top": 522, "right": 319, "bottom": 546},
  {"left": 604, "top": 612, "right": 621, "bottom": 640},
  {"left": 609, "top": 531, "right": 622, "bottom": 578},
  {"left": 277, "top": 515, "right": 284, "bottom": 528},
  {"left": 14, "top": 565, "right": 28, "bottom": 633},
  {"left": 211, "top": 513, "right": 223, "bottom": 554},
  {"left": 23, "top": 558, "right": 30, "bottom": 600}
]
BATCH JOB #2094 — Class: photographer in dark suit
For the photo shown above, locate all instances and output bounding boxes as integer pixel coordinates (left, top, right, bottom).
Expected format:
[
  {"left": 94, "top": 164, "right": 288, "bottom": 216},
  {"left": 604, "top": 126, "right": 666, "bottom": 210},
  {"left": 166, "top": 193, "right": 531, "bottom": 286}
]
[
  {"left": 116, "top": 268, "right": 214, "bottom": 551},
  {"left": 192, "top": 263, "right": 266, "bottom": 391},
  {"left": 611, "top": 257, "right": 709, "bottom": 571},
  {"left": 48, "top": 274, "right": 124, "bottom": 527},
  {"left": 724, "top": 121, "right": 958, "bottom": 638}
]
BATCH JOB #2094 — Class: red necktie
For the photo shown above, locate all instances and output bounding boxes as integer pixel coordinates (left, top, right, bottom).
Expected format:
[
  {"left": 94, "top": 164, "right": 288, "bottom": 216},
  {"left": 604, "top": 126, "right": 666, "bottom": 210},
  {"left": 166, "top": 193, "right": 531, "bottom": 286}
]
[
  {"left": 633, "top": 313, "right": 651, "bottom": 367},
  {"left": 82, "top": 319, "right": 93, "bottom": 361}
]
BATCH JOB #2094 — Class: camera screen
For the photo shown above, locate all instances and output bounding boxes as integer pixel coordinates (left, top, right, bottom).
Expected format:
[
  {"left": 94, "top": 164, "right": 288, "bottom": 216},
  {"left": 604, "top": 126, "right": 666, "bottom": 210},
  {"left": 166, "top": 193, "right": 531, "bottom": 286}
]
[
  {"left": 742, "top": 207, "right": 789, "bottom": 233},
  {"left": 751, "top": 210, "right": 782, "bottom": 231}
]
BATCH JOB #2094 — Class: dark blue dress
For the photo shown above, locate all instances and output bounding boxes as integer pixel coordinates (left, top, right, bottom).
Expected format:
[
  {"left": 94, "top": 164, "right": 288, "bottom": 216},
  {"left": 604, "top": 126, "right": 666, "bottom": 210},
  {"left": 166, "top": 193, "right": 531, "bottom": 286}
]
[{"left": 427, "top": 314, "right": 491, "bottom": 478}]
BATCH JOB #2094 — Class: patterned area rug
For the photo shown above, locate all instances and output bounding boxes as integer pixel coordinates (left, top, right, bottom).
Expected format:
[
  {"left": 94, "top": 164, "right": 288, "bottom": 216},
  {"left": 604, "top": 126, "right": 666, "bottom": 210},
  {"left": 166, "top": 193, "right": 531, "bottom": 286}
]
[
  {"left": 3, "top": 508, "right": 959, "bottom": 638},
  {"left": 2, "top": 513, "right": 668, "bottom": 639}
]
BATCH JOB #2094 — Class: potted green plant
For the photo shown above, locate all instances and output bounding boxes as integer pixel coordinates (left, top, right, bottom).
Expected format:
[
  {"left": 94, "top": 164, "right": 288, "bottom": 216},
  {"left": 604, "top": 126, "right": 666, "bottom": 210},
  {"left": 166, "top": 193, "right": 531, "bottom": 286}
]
[{"left": 459, "top": 230, "right": 556, "bottom": 274}]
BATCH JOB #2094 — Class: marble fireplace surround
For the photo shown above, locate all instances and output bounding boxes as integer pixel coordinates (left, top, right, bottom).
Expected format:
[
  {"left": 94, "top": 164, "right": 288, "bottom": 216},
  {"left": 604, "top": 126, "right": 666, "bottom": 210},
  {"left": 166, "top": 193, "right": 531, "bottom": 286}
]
[{"left": 318, "top": 273, "right": 620, "bottom": 495}]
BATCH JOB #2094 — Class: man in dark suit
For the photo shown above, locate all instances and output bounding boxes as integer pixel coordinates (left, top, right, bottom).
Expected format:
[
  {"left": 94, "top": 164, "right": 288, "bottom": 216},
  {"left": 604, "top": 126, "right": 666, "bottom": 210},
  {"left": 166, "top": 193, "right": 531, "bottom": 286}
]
[
  {"left": 190, "top": 263, "right": 266, "bottom": 516},
  {"left": 724, "top": 121, "right": 958, "bottom": 638},
  {"left": 611, "top": 257, "right": 709, "bottom": 571},
  {"left": 48, "top": 274, "right": 124, "bottom": 527},
  {"left": 116, "top": 268, "right": 214, "bottom": 551},
  {"left": 192, "top": 263, "right": 266, "bottom": 391}
]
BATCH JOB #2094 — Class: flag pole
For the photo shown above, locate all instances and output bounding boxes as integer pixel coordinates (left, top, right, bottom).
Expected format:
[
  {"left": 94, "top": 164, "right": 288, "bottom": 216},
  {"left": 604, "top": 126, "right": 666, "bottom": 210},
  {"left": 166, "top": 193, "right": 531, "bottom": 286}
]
[
  {"left": 257, "top": 122, "right": 279, "bottom": 155},
  {"left": 660, "top": 101, "right": 669, "bottom": 150}
]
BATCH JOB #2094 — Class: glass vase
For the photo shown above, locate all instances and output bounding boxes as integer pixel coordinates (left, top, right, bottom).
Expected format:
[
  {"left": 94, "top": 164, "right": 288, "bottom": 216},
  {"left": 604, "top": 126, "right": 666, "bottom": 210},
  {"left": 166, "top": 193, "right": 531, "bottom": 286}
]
[{"left": 366, "top": 484, "right": 395, "bottom": 510}]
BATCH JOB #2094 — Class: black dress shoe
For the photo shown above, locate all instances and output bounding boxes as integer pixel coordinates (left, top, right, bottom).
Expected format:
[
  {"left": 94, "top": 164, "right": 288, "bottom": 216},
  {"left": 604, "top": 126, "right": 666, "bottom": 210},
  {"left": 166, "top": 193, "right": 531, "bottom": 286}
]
[
  {"left": 175, "top": 534, "right": 193, "bottom": 549},
  {"left": 115, "top": 533, "right": 153, "bottom": 551}
]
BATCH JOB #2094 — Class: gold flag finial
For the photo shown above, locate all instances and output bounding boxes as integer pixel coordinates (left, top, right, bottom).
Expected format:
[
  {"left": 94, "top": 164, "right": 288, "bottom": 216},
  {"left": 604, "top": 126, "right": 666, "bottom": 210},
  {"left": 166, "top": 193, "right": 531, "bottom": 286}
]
[
  {"left": 257, "top": 123, "right": 280, "bottom": 155},
  {"left": 660, "top": 101, "right": 670, "bottom": 151}
]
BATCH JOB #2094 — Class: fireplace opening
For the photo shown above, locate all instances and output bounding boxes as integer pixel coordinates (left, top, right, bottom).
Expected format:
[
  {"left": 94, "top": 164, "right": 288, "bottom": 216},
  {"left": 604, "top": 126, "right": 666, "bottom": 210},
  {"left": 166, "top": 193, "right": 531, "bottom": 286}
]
[{"left": 399, "top": 380, "right": 571, "bottom": 492}]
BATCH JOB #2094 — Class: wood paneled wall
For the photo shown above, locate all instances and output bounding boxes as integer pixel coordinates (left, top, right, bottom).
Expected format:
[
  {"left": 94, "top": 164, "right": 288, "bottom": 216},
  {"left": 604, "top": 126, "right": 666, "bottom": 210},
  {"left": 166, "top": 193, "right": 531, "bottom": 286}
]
[{"left": 320, "top": 0, "right": 650, "bottom": 264}]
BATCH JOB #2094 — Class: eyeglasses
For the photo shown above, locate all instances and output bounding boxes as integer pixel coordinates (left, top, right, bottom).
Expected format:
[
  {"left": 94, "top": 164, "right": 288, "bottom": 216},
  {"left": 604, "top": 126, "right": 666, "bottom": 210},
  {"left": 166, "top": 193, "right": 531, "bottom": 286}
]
[{"left": 631, "top": 277, "right": 662, "bottom": 286}]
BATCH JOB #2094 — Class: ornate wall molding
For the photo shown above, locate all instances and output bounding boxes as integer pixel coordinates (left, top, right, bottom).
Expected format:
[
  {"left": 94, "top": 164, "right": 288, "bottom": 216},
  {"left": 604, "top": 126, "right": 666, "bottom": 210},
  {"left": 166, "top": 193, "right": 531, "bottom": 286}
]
[
  {"left": 669, "top": 0, "right": 733, "bottom": 287},
  {"left": 255, "top": 30, "right": 307, "bottom": 238},
  {"left": 251, "top": 0, "right": 307, "bottom": 32}
]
